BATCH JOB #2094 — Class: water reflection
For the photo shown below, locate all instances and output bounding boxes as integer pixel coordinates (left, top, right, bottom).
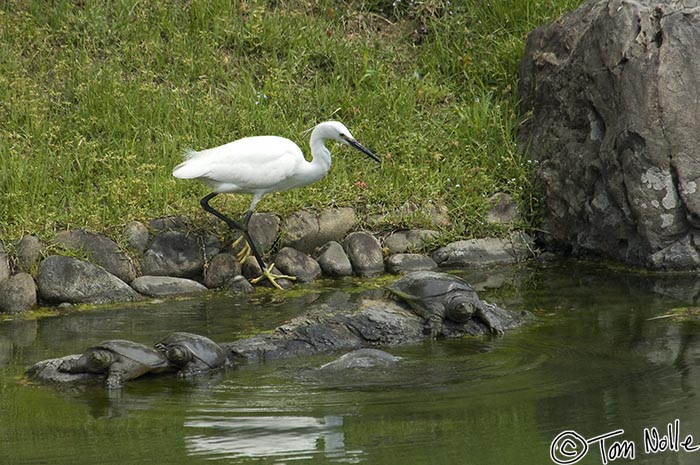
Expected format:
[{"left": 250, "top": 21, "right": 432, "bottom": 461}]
[{"left": 185, "top": 415, "right": 361, "bottom": 462}]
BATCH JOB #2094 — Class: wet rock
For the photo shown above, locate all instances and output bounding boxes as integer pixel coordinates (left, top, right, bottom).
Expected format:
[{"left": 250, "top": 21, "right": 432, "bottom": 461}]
[
  {"left": 320, "top": 348, "right": 400, "bottom": 370},
  {"left": 131, "top": 276, "right": 207, "bottom": 297},
  {"left": 55, "top": 229, "right": 138, "bottom": 283},
  {"left": 385, "top": 253, "right": 438, "bottom": 274},
  {"left": 316, "top": 241, "right": 353, "bottom": 277},
  {"left": 141, "top": 230, "right": 219, "bottom": 278},
  {"left": 204, "top": 253, "right": 241, "bottom": 289},
  {"left": 124, "top": 220, "right": 150, "bottom": 253},
  {"left": 383, "top": 229, "right": 439, "bottom": 254},
  {"left": 37, "top": 256, "right": 141, "bottom": 304},
  {"left": 224, "top": 275, "right": 255, "bottom": 293},
  {"left": 26, "top": 355, "right": 102, "bottom": 387},
  {"left": 432, "top": 233, "right": 534, "bottom": 267},
  {"left": 241, "top": 256, "right": 294, "bottom": 289},
  {"left": 486, "top": 193, "right": 521, "bottom": 225},
  {"left": 274, "top": 247, "right": 321, "bottom": 283},
  {"left": 224, "top": 300, "right": 425, "bottom": 362},
  {"left": 16, "top": 234, "right": 44, "bottom": 272},
  {"left": 344, "top": 232, "right": 384, "bottom": 277},
  {"left": 282, "top": 208, "right": 357, "bottom": 254},
  {"left": 518, "top": 0, "right": 700, "bottom": 269},
  {"left": 0, "top": 273, "right": 36, "bottom": 313},
  {"left": 0, "top": 245, "right": 9, "bottom": 284}
]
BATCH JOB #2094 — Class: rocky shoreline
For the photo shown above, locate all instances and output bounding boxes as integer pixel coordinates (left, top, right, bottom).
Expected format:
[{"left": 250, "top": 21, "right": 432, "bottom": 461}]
[{"left": 0, "top": 198, "right": 532, "bottom": 314}]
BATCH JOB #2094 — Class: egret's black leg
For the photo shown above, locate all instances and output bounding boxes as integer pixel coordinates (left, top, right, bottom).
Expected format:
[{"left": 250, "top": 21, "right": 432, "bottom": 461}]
[
  {"left": 199, "top": 193, "right": 266, "bottom": 270},
  {"left": 199, "top": 193, "right": 295, "bottom": 289}
]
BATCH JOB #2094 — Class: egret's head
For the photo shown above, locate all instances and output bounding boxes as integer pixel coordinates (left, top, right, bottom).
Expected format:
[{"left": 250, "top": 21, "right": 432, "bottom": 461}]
[{"left": 315, "top": 120, "right": 381, "bottom": 163}]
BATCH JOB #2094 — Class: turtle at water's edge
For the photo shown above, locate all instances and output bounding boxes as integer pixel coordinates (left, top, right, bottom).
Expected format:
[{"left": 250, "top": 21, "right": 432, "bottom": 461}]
[
  {"left": 58, "top": 340, "right": 170, "bottom": 389},
  {"left": 386, "top": 271, "right": 509, "bottom": 336},
  {"left": 155, "top": 332, "right": 231, "bottom": 378}
]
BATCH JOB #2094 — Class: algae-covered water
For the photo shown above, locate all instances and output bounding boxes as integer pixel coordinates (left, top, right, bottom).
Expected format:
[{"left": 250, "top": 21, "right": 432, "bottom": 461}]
[{"left": 2, "top": 261, "right": 700, "bottom": 465}]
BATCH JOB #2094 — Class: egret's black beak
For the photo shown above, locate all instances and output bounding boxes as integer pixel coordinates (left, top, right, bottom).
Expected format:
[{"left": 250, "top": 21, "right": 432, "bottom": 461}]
[{"left": 341, "top": 134, "right": 381, "bottom": 164}]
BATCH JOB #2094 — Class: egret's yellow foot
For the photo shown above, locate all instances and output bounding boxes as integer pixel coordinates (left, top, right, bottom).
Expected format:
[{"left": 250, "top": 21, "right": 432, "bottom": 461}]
[
  {"left": 250, "top": 263, "right": 297, "bottom": 290},
  {"left": 230, "top": 236, "right": 252, "bottom": 263}
]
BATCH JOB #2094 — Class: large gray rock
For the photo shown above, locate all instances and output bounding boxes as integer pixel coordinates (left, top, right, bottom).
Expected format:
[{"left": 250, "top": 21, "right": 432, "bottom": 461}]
[
  {"left": 282, "top": 208, "right": 357, "bottom": 254},
  {"left": 55, "top": 229, "right": 138, "bottom": 283},
  {"left": 37, "top": 256, "right": 141, "bottom": 304},
  {"left": 245, "top": 212, "right": 281, "bottom": 255},
  {"left": 0, "top": 273, "right": 36, "bottom": 313},
  {"left": 141, "top": 230, "right": 219, "bottom": 277},
  {"left": 518, "top": 0, "right": 700, "bottom": 269},
  {"left": 343, "top": 232, "right": 384, "bottom": 277},
  {"left": 432, "top": 234, "right": 534, "bottom": 267}
]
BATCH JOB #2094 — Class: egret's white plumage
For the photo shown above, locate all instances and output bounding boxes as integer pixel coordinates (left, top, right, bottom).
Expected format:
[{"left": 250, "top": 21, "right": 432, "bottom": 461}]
[
  {"left": 173, "top": 121, "right": 379, "bottom": 214},
  {"left": 172, "top": 120, "right": 379, "bottom": 289}
]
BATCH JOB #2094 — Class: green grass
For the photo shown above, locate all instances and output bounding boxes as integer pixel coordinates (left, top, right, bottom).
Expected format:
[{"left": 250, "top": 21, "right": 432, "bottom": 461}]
[{"left": 0, "top": 0, "right": 580, "bottom": 244}]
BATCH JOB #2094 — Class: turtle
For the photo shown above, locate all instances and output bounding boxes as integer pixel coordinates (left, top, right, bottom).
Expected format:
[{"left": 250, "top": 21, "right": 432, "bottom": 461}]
[
  {"left": 386, "top": 271, "right": 504, "bottom": 336},
  {"left": 57, "top": 340, "right": 170, "bottom": 389},
  {"left": 155, "top": 332, "right": 231, "bottom": 378}
]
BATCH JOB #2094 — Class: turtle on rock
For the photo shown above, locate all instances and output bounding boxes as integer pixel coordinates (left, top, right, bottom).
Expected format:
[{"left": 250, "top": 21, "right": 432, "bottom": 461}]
[
  {"left": 386, "top": 271, "right": 506, "bottom": 337},
  {"left": 58, "top": 340, "right": 171, "bottom": 389},
  {"left": 155, "top": 332, "right": 231, "bottom": 378}
]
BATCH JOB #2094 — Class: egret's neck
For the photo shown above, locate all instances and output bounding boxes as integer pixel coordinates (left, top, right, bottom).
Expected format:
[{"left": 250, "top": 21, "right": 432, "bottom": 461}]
[{"left": 308, "top": 131, "right": 332, "bottom": 175}]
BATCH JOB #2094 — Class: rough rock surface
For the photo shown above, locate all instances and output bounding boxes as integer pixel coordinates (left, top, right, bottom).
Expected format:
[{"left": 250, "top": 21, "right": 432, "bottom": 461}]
[
  {"left": 383, "top": 229, "right": 439, "bottom": 254},
  {"left": 131, "top": 276, "right": 207, "bottom": 297},
  {"left": 273, "top": 247, "right": 322, "bottom": 283},
  {"left": 432, "top": 234, "right": 534, "bottom": 267},
  {"left": 16, "top": 235, "right": 44, "bottom": 272},
  {"left": 282, "top": 208, "right": 357, "bottom": 254},
  {"left": 315, "top": 241, "right": 353, "bottom": 277},
  {"left": 37, "top": 256, "right": 141, "bottom": 304},
  {"left": 343, "top": 232, "right": 384, "bottom": 277},
  {"left": 203, "top": 253, "right": 241, "bottom": 289},
  {"left": 245, "top": 213, "right": 281, "bottom": 255},
  {"left": 55, "top": 229, "right": 138, "bottom": 283},
  {"left": 141, "top": 231, "right": 219, "bottom": 277},
  {"left": 486, "top": 193, "right": 521, "bottom": 225},
  {"left": 319, "top": 348, "right": 400, "bottom": 370},
  {"left": 0, "top": 245, "right": 9, "bottom": 283},
  {"left": 124, "top": 221, "right": 150, "bottom": 253},
  {"left": 385, "top": 253, "right": 438, "bottom": 274},
  {"left": 518, "top": 0, "right": 700, "bottom": 269},
  {"left": 0, "top": 273, "right": 36, "bottom": 313}
]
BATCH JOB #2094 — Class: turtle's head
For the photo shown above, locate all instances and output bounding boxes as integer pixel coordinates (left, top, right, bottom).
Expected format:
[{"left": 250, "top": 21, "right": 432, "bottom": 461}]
[
  {"left": 165, "top": 345, "right": 192, "bottom": 367},
  {"left": 444, "top": 293, "right": 476, "bottom": 323},
  {"left": 85, "top": 349, "right": 116, "bottom": 371}
]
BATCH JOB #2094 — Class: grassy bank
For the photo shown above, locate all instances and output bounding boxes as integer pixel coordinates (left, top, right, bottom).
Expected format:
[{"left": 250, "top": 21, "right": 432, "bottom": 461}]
[{"left": 0, "top": 0, "right": 580, "bottom": 244}]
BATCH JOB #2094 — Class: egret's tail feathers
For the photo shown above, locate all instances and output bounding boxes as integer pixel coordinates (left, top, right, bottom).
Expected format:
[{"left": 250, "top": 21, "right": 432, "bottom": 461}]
[{"left": 172, "top": 149, "right": 204, "bottom": 178}]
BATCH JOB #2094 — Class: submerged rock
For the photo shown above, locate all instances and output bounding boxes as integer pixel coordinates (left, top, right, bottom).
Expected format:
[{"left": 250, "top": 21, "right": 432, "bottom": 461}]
[
  {"left": 37, "top": 256, "right": 141, "bottom": 305},
  {"left": 320, "top": 348, "right": 400, "bottom": 371}
]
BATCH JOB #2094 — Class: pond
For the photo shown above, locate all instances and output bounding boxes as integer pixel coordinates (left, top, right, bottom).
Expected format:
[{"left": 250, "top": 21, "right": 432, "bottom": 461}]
[{"left": 1, "top": 260, "right": 700, "bottom": 465}]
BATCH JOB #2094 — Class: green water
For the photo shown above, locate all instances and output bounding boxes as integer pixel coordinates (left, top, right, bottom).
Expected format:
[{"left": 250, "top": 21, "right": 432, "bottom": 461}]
[{"left": 2, "top": 261, "right": 700, "bottom": 465}]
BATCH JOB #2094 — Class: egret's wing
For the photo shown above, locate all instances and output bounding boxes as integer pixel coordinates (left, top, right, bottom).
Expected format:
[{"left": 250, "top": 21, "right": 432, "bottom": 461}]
[{"left": 173, "top": 136, "right": 305, "bottom": 192}]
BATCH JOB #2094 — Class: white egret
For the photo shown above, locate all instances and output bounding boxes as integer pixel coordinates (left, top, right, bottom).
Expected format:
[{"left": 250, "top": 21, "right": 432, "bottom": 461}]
[{"left": 173, "top": 120, "right": 380, "bottom": 289}]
